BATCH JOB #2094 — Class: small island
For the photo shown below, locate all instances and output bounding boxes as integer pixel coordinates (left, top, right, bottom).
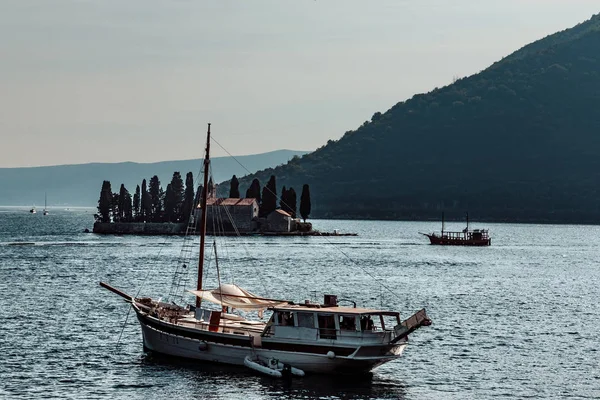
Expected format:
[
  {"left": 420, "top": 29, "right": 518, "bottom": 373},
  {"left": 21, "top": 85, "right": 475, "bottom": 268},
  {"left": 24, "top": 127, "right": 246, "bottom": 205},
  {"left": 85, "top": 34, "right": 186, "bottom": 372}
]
[{"left": 93, "top": 172, "right": 355, "bottom": 236}]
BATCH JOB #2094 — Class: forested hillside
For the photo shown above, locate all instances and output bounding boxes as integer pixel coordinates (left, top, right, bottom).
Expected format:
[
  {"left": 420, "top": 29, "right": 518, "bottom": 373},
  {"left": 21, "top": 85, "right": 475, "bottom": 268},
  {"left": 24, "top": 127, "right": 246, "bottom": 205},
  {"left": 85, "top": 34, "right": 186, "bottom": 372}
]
[{"left": 233, "top": 14, "right": 600, "bottom": 223}]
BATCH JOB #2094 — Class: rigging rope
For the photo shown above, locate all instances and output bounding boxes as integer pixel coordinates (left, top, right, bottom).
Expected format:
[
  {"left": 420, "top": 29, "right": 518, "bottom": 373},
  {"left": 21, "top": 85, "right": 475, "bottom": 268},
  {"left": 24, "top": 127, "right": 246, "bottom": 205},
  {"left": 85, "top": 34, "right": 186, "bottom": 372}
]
[{"left": 212, "top": 135, "right": 408, "bottom": 306}]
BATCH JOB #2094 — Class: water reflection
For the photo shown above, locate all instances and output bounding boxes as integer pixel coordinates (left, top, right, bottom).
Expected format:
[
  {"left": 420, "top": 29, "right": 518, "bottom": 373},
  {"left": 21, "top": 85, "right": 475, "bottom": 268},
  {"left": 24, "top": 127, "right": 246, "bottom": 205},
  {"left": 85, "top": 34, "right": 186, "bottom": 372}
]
[{"left": 141, "top": 352, "right": 407, "bottom": 399}]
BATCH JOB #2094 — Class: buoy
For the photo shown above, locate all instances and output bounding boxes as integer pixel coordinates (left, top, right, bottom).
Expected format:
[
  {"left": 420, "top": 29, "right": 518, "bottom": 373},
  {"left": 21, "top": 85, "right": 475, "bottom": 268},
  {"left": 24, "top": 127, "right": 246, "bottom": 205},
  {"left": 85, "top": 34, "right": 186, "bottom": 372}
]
[
  {"left": 198, "top": 341, "right": 208, "bottom": 351},
  {"left": 327, "top": 351, "right": 336, "bottom": 359}
]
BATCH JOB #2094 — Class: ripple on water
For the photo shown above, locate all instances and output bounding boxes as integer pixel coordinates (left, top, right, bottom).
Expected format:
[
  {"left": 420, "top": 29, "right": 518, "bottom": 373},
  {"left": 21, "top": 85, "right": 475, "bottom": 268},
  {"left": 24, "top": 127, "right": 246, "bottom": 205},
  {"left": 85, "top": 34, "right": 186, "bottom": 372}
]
[{"left": 1, "top": 212, "right": 600, "bottom": 399}]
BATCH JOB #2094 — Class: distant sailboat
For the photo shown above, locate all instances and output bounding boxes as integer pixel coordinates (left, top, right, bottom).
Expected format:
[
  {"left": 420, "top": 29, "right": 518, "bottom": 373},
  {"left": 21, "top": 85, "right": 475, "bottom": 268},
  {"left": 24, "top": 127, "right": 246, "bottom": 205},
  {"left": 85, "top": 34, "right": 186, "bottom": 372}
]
[
  {"left": 29, "top": 206, "right": 36, "bottom": 214},
  {"left": 43, "top": 193, "right": 49, "bottom": 215}
]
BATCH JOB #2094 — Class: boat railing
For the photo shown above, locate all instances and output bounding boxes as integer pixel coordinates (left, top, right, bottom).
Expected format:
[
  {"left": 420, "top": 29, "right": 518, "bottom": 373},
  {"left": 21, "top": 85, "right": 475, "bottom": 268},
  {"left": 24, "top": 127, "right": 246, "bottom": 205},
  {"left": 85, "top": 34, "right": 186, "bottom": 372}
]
[
  {"left": 262, "top": 325, "right": 391, "bottom": 343},
  {"left": 441, "top": 229, "right": 489, "bottom": 240}
]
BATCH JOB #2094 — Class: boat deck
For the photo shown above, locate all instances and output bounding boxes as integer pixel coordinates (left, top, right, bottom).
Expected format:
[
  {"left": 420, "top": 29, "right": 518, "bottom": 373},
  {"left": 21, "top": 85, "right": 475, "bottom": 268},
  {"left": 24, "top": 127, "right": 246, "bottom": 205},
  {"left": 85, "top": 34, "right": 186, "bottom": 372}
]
[{"left": 175, "top": 313, "right": 266, "bottom": 335}]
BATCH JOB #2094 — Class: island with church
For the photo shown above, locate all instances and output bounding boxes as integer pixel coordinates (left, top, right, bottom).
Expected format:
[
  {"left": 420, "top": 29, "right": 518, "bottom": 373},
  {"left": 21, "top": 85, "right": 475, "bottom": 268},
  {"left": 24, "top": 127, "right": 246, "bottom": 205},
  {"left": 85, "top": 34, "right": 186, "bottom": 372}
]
[{"left": 92, "top": 171, "right": 356, "bottom": 236}]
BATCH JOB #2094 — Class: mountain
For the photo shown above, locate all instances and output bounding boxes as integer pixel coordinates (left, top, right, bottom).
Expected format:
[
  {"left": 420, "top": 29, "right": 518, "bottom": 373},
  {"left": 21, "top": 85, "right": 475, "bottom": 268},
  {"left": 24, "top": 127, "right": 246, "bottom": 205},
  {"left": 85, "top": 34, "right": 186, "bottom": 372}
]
[
  {"left": 232, "top": 14, "right": 600, "bottom": 223},
  {"left": 0, "top": 150, "right": 307, "bottom": 207}
]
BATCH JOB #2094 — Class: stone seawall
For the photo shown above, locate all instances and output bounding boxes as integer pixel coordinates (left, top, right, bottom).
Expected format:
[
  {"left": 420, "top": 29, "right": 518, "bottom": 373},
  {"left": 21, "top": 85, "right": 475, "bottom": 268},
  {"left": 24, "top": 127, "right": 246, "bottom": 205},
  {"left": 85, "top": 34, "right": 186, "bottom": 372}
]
[{"left": 93, "top": 222, "right": 187, "bottom": 235}]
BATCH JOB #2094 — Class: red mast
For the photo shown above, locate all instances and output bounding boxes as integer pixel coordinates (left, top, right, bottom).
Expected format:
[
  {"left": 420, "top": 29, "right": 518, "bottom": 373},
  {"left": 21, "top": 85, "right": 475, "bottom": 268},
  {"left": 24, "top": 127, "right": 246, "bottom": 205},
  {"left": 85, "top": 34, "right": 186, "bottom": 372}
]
[{"left": 196, "top": 123, "right": 211, "bottom": 308}]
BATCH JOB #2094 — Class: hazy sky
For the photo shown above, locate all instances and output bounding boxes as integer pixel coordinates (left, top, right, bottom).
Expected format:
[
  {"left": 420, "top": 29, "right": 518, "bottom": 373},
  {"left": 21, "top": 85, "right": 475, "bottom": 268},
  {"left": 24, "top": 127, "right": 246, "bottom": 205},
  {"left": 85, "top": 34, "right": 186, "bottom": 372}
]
[{"left": 1, "top": 1, "right": 598, "bottom": 167}]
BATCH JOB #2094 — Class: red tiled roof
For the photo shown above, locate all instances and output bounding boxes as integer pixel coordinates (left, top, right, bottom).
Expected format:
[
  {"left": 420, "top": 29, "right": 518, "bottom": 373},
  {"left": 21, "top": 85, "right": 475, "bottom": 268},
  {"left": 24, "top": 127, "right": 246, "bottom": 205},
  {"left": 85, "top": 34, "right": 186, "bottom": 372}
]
[{"left": 273, "top": 209, "right": 291, "bottom": 217}]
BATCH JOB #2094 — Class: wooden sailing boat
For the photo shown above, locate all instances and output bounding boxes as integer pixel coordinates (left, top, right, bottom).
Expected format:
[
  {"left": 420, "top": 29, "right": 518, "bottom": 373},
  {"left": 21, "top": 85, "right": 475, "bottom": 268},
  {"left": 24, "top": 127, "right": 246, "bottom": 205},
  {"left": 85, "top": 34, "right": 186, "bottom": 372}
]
[
  {"left": 101, "top": 124, "right": 431, "bottom": 376},
  {"left": 422, "top": 212, "right": 491, "bottom": 246}
]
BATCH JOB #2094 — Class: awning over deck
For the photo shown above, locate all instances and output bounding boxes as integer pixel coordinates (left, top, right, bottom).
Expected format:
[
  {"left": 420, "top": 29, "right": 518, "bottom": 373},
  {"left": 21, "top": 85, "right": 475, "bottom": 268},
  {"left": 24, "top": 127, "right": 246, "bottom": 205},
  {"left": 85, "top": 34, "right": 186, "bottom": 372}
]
[{"left": 188, "top": 284, "right": 289, "bottom": 310}]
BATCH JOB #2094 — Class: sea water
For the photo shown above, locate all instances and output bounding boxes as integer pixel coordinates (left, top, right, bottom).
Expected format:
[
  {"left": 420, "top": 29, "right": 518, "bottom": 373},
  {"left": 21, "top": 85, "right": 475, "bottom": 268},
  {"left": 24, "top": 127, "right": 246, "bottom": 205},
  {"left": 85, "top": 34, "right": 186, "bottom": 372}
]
[{"left": 1, "top": 207, "right": 598, "bottom": 399}]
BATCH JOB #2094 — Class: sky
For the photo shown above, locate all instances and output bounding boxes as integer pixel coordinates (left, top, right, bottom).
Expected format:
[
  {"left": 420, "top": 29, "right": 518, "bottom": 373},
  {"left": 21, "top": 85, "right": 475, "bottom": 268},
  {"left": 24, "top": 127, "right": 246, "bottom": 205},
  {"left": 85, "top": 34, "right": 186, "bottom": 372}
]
[{"left": 0, "top": 0, "right": 598, "bottom": 168}]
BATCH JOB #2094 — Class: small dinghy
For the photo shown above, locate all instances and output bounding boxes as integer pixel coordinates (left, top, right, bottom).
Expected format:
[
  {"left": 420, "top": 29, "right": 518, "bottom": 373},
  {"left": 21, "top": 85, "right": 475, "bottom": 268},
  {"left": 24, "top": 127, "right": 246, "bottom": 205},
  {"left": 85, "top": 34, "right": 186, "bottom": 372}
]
[{"left": 244, "top": 355, "right": 305, "bottom": 378}]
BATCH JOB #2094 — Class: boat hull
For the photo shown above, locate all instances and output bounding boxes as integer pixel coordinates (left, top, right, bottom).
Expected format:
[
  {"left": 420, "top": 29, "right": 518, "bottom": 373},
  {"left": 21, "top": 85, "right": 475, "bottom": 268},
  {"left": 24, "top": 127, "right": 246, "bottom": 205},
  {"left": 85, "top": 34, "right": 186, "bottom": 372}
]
[
  {"left": 136, "top": 311, "right": 406, "bottom": 374},
  {"left": 425, "top": 234, "right": 491, "bottom": 246}
]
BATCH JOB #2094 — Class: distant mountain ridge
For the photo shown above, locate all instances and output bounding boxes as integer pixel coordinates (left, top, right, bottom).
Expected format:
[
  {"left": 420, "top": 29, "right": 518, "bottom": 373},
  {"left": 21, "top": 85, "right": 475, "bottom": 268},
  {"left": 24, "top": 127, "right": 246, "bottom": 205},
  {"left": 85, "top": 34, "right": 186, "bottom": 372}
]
[
  {"left": 0, "top": 150, "right": 307, "bottom": 207},
  {"left": 233, "top": 14, "right": 600, "bottom": 223}
]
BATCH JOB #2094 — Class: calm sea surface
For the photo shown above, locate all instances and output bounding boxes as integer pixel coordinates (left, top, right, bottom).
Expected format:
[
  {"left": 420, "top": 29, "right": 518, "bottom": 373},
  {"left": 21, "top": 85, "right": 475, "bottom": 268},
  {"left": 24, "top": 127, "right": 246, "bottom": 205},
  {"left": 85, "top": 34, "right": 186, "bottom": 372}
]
[{"left": 1, "top": 207, "right": 599, "bottom": 399}]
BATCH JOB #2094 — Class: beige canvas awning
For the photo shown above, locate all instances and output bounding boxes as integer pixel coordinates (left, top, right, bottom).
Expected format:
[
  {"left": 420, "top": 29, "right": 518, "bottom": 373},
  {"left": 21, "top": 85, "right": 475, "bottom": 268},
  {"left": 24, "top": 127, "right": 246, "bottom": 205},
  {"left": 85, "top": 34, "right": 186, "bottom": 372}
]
[{"left": 188, "top": 284, "right": 289, "bottom": 310}]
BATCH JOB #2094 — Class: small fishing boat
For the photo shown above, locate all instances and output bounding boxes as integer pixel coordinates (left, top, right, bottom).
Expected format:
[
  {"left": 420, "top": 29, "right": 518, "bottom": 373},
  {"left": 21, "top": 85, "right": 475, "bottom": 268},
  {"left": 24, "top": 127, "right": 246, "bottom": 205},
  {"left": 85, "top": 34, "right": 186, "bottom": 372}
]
[
  {"left": 422, "top": 212, "right": 490, "bottom": 246},
  {"left": 29, "top": 206, "right": 36, "bottom": 214},
  {"left": 101, "top": 123, "right": 432, "bottom": 375}
]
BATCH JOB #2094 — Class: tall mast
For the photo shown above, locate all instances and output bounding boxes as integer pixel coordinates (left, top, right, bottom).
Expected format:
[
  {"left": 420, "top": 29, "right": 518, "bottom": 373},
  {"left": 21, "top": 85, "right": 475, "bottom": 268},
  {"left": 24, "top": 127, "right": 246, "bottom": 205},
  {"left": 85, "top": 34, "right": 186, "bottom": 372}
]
[
  {"left": 466, "top": 212, "right": 469, "bottom": 232},
  {"left": 441, "top": 212, "right": 445, "bottom": 236},
  {"left": 196, "top": 123, "right": 211, "bottom": 308}
]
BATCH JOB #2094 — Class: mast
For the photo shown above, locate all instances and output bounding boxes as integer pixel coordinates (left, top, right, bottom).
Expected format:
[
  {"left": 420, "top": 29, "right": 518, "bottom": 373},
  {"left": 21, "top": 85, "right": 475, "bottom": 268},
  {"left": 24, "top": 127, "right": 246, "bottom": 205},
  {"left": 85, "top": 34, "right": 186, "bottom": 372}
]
[
  {"left": 196, "top": 123, "right": 211, "bottom": 308},
  {"left": 466, "top": 212, "right": 469, "bottom": 232},
  {"left": 441, "top": 212, "right": 445, "bottom": 236}
]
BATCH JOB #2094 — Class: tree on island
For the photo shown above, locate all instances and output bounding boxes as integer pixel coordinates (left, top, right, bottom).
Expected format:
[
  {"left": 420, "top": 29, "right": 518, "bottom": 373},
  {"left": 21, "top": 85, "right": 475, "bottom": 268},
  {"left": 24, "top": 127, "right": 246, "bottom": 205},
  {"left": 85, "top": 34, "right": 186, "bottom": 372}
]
[
  {"left": 169, "top": 172, "right": 185, "bottom": 221},
  {"left": 148, "top": 175, "right": 163, "bottom": 222},
  {"left": 245, "top": 178, "right": 261, "bottom": 204},
  {"left": 117, "top": 184, "right": 129, "bottom": 222},
  {"left": 140, "top": 179, "right": 148, "bottom": 222},
  {"left": 164, "top": 183, "right": 176, "bottom": 222},
  {"left": 288, "top": 188, "right": 297, "bottom": 218},
  {"left": 280, "top": 186, "right": 297, "bottom": 218},
  {"left": 300, "top": 184, "right": 311, "bottom": 222},
  {"left": 182, "top": 172, "right": 195, "bottom": 222},
  {"left": 260, "top": 175, "right": 277, "bottom": 217},
  {"left": 97, "top": 180, "right": 112, "bottom": 222},
  {"left": 229, "top": 175, "right": 240, "bottom": 198},
  {"left": 123, "top": 189, "right": 133, "bottom": 222},
  {"left": 111, "top": 192, "right": 120, "bottom": 222},
  {"left": 133, "top": 185, "right": 140, "bottom": 220}
]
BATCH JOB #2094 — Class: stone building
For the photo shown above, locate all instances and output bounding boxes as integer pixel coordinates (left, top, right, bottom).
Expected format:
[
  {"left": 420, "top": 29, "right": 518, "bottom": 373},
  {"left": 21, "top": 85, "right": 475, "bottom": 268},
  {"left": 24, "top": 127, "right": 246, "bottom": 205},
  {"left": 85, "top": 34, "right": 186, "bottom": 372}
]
[
  {"left": 201, "top": 198, "right": 259, "bottom": 233},
  {"left": 266, "top": 209, "right": 293, "bottom": 232}
]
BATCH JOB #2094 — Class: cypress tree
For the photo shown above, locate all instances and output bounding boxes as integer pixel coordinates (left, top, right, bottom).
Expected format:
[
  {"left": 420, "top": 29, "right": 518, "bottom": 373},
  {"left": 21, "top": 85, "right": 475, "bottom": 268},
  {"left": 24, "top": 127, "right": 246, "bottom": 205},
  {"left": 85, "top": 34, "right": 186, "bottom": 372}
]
[
  {"left": 245, "top": 179, "right": 261, "bottom": 204},
  {"left": 97, "top": 180, "right": 112, "bottom": 223},
  {"left": 300, "top": 184, "right": 311, "bottom": 222},
  {"left": 182, "top": 172, "right": 195, "bottom": 222},
  {"left": 133, "top": 185, "right": 140, "bottom": 220},
  {"left": 111, "top": 192, "right": 120, "bottom": 222},
  {"left": 229, "top": 175, "right": 240, "bottom": 198},
  {"left": 140, "top": 179, "right": 148, "bottom": 221},
  {"left": 164, "top": 183, "right": 176, "bottom": 222},
  {"left": 143, "top": 190, "right": 152, "bottom": 220},
  {"left": 288, "top": 187, "right": 297, "bottom": 218},
  {"left": 118, "top": 184, "right": 127, "bottom": 222},
  {"left": 169, "top": 171, "right": 185, "bottom": 221},
  {"left": 260, "top": 175, "right": 277, "bottom": 217},
  {"left": 148, "top": 175, "right": 162, "bottom": 222},
  {"left": 123, "top": 188, "right": 133, "bottom": 222},
  {"left": 280, "top": 186, "right": 289, "bottom": 214}
]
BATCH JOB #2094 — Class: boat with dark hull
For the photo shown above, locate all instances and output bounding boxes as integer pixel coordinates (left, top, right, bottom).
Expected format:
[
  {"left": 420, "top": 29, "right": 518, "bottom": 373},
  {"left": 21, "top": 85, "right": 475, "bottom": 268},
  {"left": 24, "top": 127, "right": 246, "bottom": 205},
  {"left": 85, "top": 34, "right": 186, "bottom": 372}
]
[
  {"left": 422, "top": 212, "right": 490, "bottom": 246},
  {"left": 101, "top": 123, "right": 431, "bottom": 376}
]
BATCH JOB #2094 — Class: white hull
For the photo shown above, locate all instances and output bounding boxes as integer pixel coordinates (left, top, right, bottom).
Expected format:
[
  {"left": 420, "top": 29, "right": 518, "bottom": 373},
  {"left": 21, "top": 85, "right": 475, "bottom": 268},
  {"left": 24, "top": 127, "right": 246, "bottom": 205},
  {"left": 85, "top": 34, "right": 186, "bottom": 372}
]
[{"left": 137, "top": 313, "right": 406, "bottom": 374}]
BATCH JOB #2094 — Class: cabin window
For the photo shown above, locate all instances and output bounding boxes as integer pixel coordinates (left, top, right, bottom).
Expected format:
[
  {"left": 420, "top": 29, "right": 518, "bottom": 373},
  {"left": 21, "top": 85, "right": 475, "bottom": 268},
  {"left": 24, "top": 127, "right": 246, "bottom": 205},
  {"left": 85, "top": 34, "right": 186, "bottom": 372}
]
[
  {"left": 360, "top": 315, "right": 375, "bottom": 331},
  {"left": 339, "top": 315, "right": 356, "bottom": 331},
  {"left": 276, "top": 311, "right": 295, "bottom": 326},
  {"left": 297, "top": 312, "right": 315, "bottom": 328},
  {"left": 317, "top": 314, "right": 337, "bottom": 340},
  {"left": 382, "top": 315, "right": 400, "bottom": 331}
]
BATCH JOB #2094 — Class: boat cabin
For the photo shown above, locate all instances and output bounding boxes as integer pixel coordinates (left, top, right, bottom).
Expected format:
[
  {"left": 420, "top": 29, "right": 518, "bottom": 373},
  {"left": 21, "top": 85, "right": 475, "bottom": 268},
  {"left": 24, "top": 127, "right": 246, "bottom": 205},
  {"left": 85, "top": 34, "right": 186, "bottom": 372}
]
[{"left": 262, "top": 305, "right": 402, "bottom": 344}]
